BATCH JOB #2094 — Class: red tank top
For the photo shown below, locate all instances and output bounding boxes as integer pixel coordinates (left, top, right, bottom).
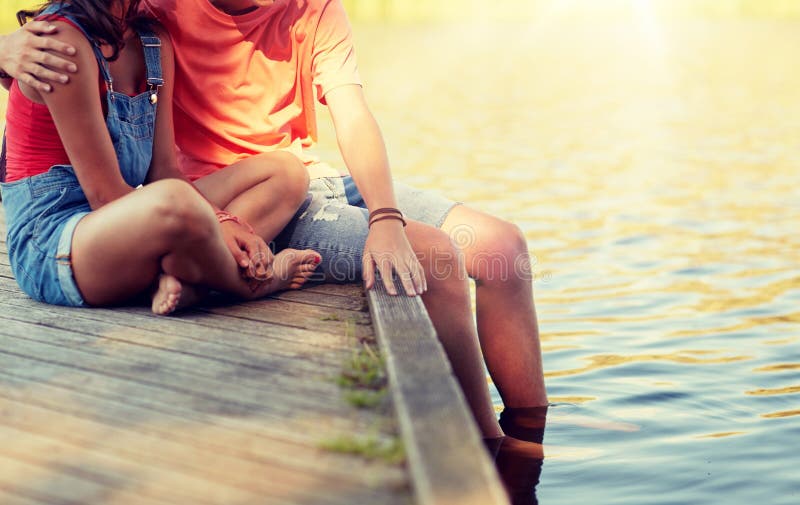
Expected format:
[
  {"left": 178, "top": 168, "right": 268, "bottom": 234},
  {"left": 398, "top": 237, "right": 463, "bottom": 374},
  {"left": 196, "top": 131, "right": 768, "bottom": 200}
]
[{"left": 4, "top": 78, "right": 70, "bottom": 182}]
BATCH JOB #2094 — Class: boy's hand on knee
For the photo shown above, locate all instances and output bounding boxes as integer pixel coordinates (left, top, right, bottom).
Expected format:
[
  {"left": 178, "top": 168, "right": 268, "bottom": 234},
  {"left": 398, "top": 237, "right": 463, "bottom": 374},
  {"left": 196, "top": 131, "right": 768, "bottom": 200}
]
[{"left": 362, "top": 222, "right": 426, "bottom": 297}]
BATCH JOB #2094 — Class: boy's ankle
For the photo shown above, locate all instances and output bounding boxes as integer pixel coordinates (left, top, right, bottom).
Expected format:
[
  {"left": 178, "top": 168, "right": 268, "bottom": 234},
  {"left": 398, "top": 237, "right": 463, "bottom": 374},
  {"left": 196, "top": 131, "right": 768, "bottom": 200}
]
[{"left": 499, "top": 405, "right": 549, "bottom": 443}]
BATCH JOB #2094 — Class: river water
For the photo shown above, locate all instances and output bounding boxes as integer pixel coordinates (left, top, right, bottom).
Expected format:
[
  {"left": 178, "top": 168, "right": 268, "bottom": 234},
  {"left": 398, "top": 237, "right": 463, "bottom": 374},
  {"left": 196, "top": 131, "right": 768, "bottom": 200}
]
[{"left": 312, "top": 17, "right": 800, "bottom": 505}]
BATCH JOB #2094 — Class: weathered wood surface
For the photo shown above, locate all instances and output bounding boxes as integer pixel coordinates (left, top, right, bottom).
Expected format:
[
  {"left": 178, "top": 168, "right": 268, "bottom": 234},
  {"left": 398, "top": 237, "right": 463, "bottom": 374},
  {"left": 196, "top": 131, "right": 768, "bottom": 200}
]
[
  {"left": 367, "top": 274, "right": 510, "bottom": 505},
  {"left": 0, "top": 206, "right": 411, "bottom": 505}
]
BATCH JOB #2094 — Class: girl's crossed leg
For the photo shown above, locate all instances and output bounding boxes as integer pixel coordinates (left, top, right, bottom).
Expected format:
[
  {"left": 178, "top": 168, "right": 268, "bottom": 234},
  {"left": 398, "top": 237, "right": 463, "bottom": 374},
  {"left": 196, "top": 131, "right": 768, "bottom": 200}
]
[{"left": 69, "top": 179, "right": 320, "bottom": 313}]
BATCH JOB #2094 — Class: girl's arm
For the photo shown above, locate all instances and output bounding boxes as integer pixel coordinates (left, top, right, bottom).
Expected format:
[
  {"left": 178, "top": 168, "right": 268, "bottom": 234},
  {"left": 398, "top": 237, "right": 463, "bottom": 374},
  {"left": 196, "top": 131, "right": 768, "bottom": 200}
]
[
  {"left": 143, "top": 28, "right": 183, "bottom": 183},
  {"left": 0, "top": 22, "right": 77, "bottom": 93},
  {"left": 145, "top": 29, "right": 271, "bottom": 280},
  {"left": 324, "top": 84, "right": 426, "bottom": 297},
  {"left": 34, "top": 22, "right": 132, "bottom": 209}
]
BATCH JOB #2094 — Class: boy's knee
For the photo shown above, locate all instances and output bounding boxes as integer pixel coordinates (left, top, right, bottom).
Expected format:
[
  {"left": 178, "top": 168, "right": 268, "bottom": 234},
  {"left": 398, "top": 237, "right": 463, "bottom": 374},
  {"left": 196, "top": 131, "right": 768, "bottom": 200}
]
[
  {"left": 259, "top": 151, "right": 309, "bottom": 207},
  {"left": 473, "top": 218, "right": 530, "bottom": 283},
  {"left": 492, "top": 220, "right": 528, "bottom": 259}
]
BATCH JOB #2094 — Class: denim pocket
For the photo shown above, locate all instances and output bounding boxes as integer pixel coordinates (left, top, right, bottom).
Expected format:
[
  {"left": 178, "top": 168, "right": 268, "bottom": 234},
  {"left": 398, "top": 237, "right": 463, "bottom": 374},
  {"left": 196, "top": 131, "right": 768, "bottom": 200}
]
[
  {"left": 118, "top": 119, "right": 154, "bottom": 141},
  {"left": 13, "top": 242, "right": 45, "bottom": 301},
  {"left": 31, "top": 186, "right": 72, "bottom": 253}
]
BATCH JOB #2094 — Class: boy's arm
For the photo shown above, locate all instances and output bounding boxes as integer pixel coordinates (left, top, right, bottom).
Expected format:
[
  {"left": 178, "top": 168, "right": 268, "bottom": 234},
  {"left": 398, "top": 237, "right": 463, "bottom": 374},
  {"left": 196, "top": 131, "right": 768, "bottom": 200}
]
[
  {"left": 325, "top": 84, "right": 426, "bottom": 297},
  {"left": 0, "top": 22, "right": 78, "bottom": 93}
]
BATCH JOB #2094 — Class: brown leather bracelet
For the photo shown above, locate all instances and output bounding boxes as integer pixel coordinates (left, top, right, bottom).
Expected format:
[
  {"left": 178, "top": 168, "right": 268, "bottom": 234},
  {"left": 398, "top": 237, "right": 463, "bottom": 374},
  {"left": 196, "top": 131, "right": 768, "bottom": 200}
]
[
  {"left": 368, "top": 207, "right": 403, "bottom": 221},
  {"left": 369, "top": 214, "right": 407, "bottom": 228}
]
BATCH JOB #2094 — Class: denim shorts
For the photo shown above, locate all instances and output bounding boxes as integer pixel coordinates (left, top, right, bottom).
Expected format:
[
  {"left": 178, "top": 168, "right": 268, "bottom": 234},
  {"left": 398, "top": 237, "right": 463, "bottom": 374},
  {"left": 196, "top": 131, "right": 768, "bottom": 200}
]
[
  {"left": 1, "top": 166, "right": 91, "bottom": 307},
  {"left": 274, "top": 175, "right": 459, "bottom": 283}
]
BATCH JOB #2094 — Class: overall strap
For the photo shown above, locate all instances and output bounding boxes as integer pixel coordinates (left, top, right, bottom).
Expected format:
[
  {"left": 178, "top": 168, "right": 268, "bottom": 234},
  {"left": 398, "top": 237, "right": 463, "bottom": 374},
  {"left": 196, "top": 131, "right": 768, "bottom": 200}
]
[
  {"left": 38, "top": 3, "right": 113, "bottom": 88},
  {"left": 0, "top": 130, "right": 6, "bottom": 184},
  {"left": 138, "top": 30, "right": 164, "bottom": 102}
]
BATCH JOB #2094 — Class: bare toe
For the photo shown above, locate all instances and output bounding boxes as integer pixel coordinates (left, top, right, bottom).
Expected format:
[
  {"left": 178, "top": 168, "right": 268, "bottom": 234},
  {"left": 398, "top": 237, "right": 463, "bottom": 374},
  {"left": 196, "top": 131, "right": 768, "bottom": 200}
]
[
  {"left": 151, "top": 274, "right": 183, "bottom": 315},
  {"left": 255, "top": 249, "right": 320, "bottom": 295}
]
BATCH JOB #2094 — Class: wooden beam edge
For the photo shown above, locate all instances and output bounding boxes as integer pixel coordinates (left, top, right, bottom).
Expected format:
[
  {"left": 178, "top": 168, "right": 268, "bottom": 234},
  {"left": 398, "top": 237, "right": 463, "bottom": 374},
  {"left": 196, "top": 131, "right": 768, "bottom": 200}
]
[{"left": 366, "top": 274, "right": 509, "bottom": 505}]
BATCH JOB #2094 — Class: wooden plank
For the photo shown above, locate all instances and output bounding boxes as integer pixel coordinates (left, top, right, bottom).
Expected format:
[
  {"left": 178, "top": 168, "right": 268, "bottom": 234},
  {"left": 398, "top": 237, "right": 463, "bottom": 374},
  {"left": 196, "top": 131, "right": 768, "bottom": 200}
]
[
  {"left": 0, "top": 355, "right": 404, "bottom": 486},
  {"left": 0, "top": 308, "right": 351, "bottom": 409},
  {"left": 0, "top": 489, "right": 59, "bottom": 505},
  {"left": 0, "top": 425, "right": 218, "bottom": 505},
  {"left": 0, "top": 317, "right": 360, "bottom": 417},
  {"left": 4, "top": 320, "right": 410, "bottom": 503},
  {"left": 0, "top": 276, "right": 367, "bottom": 354},
  {"left": 0, "top": 451, "right": 172, "bottom": 505},
  {"left": 0, "top": 258, "right": 373, "bottom": 342},
  {"left": 268, "top": 286, "right": 368, "bottom": 311},
  {"left": 0, "top": 400, "right": 404, "bottom": 505},
  {"left": 192, "top": 297, "right": 374, "bottom": 339},
  {"left": 0, "top": 206, "right": 412, "bottom": 505},
  {"left": 367, "top": 273, "right": 510, "bottom": 505},
  {"left": 0, "top": 288, "right": 349, "bottom": 372}
]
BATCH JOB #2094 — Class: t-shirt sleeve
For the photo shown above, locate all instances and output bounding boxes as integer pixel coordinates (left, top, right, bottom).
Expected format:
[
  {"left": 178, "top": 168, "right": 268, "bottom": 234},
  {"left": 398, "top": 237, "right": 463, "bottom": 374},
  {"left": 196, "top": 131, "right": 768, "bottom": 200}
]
[{"left": 311, "top": 0, "right": 362, "bottom": 104}]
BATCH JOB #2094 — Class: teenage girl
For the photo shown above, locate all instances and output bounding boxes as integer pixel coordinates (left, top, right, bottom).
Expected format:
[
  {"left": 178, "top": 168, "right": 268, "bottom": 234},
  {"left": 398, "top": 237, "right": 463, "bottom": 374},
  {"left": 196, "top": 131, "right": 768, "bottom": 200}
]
[{"left": 0, "top": 0, "right": 320, "bottom": 314}]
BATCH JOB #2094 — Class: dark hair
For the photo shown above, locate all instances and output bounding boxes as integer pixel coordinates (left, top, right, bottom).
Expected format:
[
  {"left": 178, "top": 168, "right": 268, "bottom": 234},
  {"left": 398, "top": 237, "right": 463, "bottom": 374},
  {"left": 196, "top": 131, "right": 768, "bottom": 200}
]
[{"left": 17, "top": 0, "right": 151, "bottom": 61}]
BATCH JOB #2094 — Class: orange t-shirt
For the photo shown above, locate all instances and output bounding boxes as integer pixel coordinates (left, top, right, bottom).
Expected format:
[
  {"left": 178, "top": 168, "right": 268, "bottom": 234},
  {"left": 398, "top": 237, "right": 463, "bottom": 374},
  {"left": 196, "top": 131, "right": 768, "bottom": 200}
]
[{"left": 141, "top": 0, "right": 362, "bottom": 180}]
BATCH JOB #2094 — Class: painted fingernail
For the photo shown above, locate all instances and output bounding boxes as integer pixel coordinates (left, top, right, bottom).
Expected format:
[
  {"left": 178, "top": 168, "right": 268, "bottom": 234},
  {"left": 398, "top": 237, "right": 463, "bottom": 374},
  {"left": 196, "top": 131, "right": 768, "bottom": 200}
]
[
  {"left": 43, "top": 84, "right": 52, "bottom": 92},
  {"left": 314, "top": 256, "right": 321, "bottom": 264},
  {"left": 59, "top": 75, "right": 68, "bottom": 83}
]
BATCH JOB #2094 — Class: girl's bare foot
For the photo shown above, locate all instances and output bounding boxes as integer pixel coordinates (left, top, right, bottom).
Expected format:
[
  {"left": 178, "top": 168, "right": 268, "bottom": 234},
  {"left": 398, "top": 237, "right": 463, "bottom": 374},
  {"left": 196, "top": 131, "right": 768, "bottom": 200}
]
[
  {"left": 151, "top": 274, "right": 205, "bottom": 315},
  {"left": 251, "top": 248, "right": 320, "bottom": 296},
  {"left": 151, "top": 274, "right": 183, "bottom": 315}
]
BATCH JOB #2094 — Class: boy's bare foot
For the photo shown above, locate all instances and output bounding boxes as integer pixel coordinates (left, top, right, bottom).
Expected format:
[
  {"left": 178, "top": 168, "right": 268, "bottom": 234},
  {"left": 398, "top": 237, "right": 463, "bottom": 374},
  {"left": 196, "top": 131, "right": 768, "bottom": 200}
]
[
  {"left": 151, "top": 274, "right": 183, "bottom": 315},
  {"left": 251, "top": 248, "right": 320, "bottom": 296}
]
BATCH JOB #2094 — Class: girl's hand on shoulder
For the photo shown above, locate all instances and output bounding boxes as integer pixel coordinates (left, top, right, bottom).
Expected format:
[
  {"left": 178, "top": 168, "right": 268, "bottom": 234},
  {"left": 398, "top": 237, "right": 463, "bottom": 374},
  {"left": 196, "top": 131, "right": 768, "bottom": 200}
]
[
  {"left": 362, "top": 220, "right": 426, "bottom": 297},
  {"left": 0, "top": 21, "right": 78, "bottom": 93}
]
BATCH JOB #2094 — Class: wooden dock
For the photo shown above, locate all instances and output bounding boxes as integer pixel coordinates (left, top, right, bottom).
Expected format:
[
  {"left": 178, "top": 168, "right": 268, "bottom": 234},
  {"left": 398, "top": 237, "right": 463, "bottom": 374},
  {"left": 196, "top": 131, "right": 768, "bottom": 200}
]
[{"left": 0, "top": 203, "right": 509, "bottom": 505}]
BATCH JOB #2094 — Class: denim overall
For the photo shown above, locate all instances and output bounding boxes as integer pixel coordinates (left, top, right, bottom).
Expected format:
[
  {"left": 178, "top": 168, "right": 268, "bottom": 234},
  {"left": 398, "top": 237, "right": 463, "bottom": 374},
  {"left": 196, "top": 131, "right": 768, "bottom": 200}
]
[{"left": 0, "top": 5, "right": 163, "bottom": 306}]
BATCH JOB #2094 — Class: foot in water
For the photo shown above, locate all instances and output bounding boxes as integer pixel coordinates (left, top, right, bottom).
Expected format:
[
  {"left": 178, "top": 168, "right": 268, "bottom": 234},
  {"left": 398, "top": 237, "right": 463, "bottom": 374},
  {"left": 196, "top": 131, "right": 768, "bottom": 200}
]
[
  {"left": 251, "top": 248, "right": 321, "bottom": 295},
  {"left": 491, "top": 436, "right": 545, "bottom": 505},
  {"left": 488, "top": 405, "right": 549, "bottom": 505}
]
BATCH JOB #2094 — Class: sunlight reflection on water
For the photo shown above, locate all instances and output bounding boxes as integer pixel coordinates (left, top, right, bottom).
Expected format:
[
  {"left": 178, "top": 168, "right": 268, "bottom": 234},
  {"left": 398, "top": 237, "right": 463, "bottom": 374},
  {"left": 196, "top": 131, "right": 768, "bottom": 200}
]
[{"left": 313, "top": 16, "right": 800, "bottom": 505}]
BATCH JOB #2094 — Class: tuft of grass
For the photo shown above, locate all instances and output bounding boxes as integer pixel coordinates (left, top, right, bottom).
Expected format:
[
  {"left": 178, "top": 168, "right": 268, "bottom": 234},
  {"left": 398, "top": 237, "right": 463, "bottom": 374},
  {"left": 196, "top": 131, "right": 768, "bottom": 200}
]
[
  {"left": 337, "top": 342, "right": 386, "bottom": 392},
  {"left": 344, "top": 389, "right": 387, "bottom": 408},
  {"left": 319, "top": 434, "right": 405, "bottom": 465}
]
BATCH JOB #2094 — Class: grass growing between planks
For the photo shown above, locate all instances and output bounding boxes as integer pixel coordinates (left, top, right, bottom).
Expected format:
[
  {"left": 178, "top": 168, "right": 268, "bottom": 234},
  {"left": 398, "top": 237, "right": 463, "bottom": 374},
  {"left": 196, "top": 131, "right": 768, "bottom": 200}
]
[
  {"left": 319, "top": 433, "right": 405, "bottom": 465},
  {"left": 337, "top": 334, "right": 388, "bottom": 408},
  {"left": 319, "top": 314, "right": 406, "bottom": 465}
]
